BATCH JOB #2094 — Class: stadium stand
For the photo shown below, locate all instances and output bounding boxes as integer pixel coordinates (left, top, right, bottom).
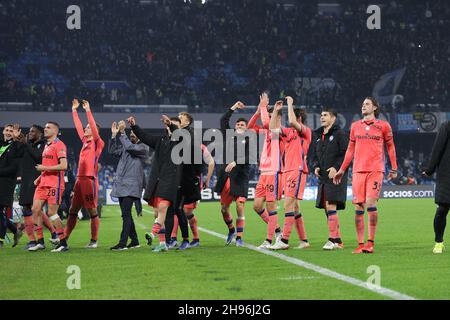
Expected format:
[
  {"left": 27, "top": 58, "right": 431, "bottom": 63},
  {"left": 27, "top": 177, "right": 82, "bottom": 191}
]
[{"left": 0, "top": 0, "right": 449, "bottom": 112}]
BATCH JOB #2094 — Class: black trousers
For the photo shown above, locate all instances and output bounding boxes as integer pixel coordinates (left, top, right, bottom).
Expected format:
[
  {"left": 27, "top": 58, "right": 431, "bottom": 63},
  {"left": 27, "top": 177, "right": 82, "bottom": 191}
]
[
  {"left": 0, "top": 205, "right": 17, "bottom": 242},
  {"left": 134, "top": 199, "right": 142, "bottom": 215},
  {"left": 164, "top": 206, "right": 189, "bottom": 243},
  {"left": 434, "top": 203, "right": 450, "bottom": 243},
  {"left": 118, "top": 197, "right": 139, "bottom": 246}
]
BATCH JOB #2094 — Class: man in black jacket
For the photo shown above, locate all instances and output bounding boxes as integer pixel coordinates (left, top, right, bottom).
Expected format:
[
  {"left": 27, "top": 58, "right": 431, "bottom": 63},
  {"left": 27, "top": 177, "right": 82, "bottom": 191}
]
[
  {"left": 165, "top": 116, "right": 190, "bottom": 250},
  {"left": 311, "top": 109, "right": 348, "bottom": 250},
  {"left": 215, "top": 101, "right": 256, "bottom": 247},
  {"left": 423, "top": 120, "right": 450, "bottom": 254},
  {"left": 0, "top": 124, "right": 23, "bottom": 248},
  {"left": 128, "top": 115, "right": 182, "bottom": 252},
  {"left": 173, "top": 112, "right": 203, "bottom": 250}
]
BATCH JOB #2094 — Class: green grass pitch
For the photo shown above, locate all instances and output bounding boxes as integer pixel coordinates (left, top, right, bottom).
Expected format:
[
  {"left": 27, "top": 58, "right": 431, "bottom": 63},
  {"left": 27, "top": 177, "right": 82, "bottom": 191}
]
[{"left": 1, "top": 198, "right": 449, "bottom": 300}]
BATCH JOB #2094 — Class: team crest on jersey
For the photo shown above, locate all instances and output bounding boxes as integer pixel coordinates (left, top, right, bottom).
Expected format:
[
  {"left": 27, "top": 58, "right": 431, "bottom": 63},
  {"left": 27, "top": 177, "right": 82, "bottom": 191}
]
[
  {"left": 365, "top": 126, "right": 370, "bottom": 131},
  {"left": 329, "top": 135, "right": 334, "bottom": 142}
]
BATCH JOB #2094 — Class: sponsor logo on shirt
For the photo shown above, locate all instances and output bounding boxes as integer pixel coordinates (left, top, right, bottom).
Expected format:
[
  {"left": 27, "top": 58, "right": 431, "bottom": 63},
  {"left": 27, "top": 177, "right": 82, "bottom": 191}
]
[{"left": 355, "top": 134, "right": 382, "bottom": 141}]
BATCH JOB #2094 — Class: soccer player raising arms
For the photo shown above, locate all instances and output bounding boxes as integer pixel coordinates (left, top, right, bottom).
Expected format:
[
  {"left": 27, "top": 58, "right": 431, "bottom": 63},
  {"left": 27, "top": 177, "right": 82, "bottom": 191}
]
[
  {"left": 333, "top": 97, "right": 398, "bottom": 254},
  {"left": 28, "top": 122, "right": 68, "bottom": 252},
  {"left": 64, "top": 99, "right": 104, "bottom": 251},
  {"left": 247, "top": 92, "right": 282, "bottom": 249},
  {"left": 215, "top": 101, "right": 253, "bottom": 247},
  {"left": 269, "top": 96, "right": 311, "bottom": 250}
]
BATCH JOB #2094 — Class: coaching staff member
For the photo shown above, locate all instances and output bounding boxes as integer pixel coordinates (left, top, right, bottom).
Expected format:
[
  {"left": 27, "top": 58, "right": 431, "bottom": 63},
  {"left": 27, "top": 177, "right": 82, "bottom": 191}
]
[
  {"left": 109, "top": 120, "right": 149, "bottom": 250},
  {"left": 423, "top": 120, "right": 450, "bottom": 254},
  {"left": 311, "top": 109, "right": 348, "bottom": 251}
]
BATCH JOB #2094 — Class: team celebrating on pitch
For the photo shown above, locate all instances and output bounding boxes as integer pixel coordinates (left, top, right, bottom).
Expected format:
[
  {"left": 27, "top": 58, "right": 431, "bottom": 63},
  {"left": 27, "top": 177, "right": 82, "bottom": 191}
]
[{"left": 1, "top": 93, "right": 449, "bottom": 254}]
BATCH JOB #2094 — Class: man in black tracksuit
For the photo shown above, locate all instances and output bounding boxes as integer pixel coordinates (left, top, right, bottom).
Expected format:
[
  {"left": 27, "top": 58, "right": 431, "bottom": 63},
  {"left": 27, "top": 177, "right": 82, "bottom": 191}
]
[
  {"left": 0, "top": 124, "right": 23, "bottom": 248},
  {"left": 215, "top": 101, "right": 256, "bottom": 246},
  {"left": 423, "top": 120, "right": 450, "bottom": 254},
  {"left": 311, "top": 109, "right": 348, "bottom": 250}
]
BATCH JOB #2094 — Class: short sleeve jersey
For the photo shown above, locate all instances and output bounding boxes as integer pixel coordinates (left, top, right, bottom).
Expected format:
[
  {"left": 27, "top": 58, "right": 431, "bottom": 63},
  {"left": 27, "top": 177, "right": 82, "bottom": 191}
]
[
  {"left": 349, "top": 119, "right": 394, "bottom": 173},
  {"left": 280, "top": 127, "right": 304, "bottom": 173},
  {"left": 39, "top": 138, "right": 67, "bottom": 189}
]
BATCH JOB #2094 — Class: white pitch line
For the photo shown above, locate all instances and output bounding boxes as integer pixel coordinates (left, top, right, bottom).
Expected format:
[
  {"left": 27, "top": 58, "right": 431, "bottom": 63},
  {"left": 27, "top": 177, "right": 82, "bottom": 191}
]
[
  {"left": 198, "top": 227, "right": 417, "bottom": 301},
  {"left": 137, "top": 207, "right": 415, "bottom": 300}
]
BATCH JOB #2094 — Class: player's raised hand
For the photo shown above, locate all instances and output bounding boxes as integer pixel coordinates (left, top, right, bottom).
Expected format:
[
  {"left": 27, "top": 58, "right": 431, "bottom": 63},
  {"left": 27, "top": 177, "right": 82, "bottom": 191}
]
[
  {"left": 260, "top": 92, "right": 269, "bottom": 107},
  {"left": 333, "top": 169, "right": 344, "bottom": 185},
  {"left": 72, "top": 98, "right": 80, "bottom": 111},
  {"left": 387, "top": 169, "right": 398, "bottom": 180},
  {"left": 286, "top": 96, "right": 294, "bottom": 106},
  {"left": 111, "top": 121, "right": 118, "bottom": 133},
  {"left": 111, "top": 122, "right": 119, "bottom": 138},
  {"left": 82, "top": 100, "right": 91, "bottom": 111},
  {"left": 161, "top": 114, "right": 171, "bottom": 126},
  {"left": 231, "top": 101, "right": 245, "bottom": 111},
  {"left": 274, "top": 100, "right": 283, "bottom": 111},
  {"left": 127, "top": 116, "right": 136, "bottom": 126},
  {"left": 118, "top": 120, "right": 126, "bottom": 133}
]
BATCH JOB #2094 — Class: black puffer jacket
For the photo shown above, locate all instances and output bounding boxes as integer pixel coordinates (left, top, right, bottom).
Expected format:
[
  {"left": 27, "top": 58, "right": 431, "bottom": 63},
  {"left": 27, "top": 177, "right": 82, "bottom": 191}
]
[
  {"left": 311, "top": 124, "right": 349, "bottom": 185},
  {"left": 131, "top": 124, "right": 182, "bottom": 205},
  {"left": 311, "top": 124, "right": 349, "bottom": 210}
]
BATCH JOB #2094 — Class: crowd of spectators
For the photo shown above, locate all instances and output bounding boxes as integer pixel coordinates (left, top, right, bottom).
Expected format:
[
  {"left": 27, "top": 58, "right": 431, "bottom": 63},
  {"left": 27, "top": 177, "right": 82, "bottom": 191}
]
[{"left": 1, "top": 0, "right": 449, "bottom": 112}]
